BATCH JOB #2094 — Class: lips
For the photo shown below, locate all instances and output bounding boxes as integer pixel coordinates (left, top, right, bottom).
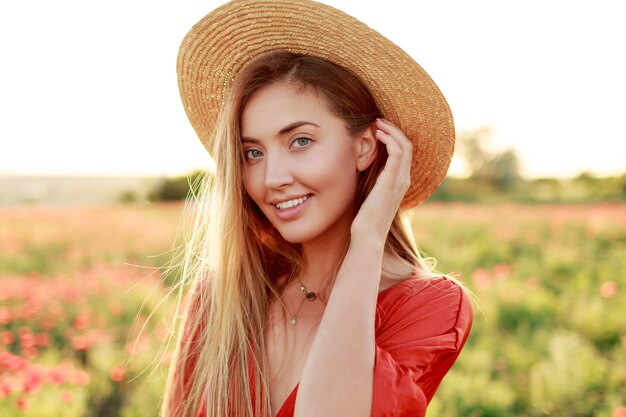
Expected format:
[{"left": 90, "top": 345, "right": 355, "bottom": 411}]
[
  {"left": 272, "top": 194, "right": 313, "bottom": 220},
  {"left": 275, "top": 194, "right": 311, "bottom": 210}
]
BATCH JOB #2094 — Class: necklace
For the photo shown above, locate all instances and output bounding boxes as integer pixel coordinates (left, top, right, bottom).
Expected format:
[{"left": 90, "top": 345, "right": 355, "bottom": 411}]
[{"left": 287, "top": 276, "right": 319, "bottom": 326}]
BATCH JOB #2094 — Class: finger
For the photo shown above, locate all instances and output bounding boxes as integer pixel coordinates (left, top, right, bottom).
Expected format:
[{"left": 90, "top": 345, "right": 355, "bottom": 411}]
[
  {"left": 376, "top": 119, "right": 413, "bottom": 174},
  {"left": 375, "top": 128, "right": 403, "bottom": 164},
  {"left": 375, "top": 129, "right": 410, "bottom": 192},
  {"left": 375, "top": 127, "right": 412, "bottom": 175},
  {"left": 376, "top": 118, "right": 413, "bottom": 152}
]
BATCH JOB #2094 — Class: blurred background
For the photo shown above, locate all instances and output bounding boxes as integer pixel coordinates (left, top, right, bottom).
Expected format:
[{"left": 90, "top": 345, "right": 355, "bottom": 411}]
[{"left": 1, "top": 1, "right": 625, "bottom": 416}]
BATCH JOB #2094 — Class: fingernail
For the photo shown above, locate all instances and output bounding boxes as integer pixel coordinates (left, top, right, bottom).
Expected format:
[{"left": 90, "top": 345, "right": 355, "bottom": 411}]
[
  {"left": 376, "top": 117, "right": 385, "bottom": 123},
  {"left": 376, "top": 129, "right": 384, "bottom": 136}
]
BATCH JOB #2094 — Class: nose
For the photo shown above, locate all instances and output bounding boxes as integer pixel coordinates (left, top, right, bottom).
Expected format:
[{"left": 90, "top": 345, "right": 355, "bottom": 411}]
[{"left": 264, "top": 152, "right": 294, "bottom": 189}]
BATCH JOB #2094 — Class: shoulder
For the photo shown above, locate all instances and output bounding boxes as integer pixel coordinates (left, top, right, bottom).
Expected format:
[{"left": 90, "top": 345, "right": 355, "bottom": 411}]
[
  {"left": 375, "top": 276, "right": 473, "bottom": 353},
  {"left": 377, "top": 276, "right": 472, "bottom": 317}
]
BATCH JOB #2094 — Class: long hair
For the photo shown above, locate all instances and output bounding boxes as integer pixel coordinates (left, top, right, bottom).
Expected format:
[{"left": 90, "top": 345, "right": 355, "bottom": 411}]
[{"left": 161, "top": 52, "right": 440, "bottom": 417}]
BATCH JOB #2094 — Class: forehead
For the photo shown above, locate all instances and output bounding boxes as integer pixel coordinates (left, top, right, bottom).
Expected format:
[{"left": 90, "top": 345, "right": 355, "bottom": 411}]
[{"left": 240, "top": 82, "right": 341, "bottom": 138}]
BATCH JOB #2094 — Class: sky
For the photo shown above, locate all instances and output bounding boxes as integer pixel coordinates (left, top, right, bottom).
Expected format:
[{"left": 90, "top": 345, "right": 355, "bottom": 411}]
[{"left": 0, "top": 0, "right": 624, "bottom": 179}]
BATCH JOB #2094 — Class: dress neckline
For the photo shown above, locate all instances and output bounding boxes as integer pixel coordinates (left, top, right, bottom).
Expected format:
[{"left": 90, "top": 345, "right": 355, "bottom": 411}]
[
  {"left": 274, "top": 383, "right": 299, "bottom": 417},
  {"left": 272, "top": 277, "right": 421, "bottom": 416}
]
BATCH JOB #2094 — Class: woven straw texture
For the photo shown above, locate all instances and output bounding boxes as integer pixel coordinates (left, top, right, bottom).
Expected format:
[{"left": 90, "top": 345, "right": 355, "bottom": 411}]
[{"left": 177, "top": 0, "right": 455, "bottom": 208}]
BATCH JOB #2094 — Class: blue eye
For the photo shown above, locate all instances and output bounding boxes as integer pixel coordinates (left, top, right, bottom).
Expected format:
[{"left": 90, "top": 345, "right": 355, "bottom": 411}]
[
  {"left": 245, "top": 149, "right": 263, "bottom": 159},
  {"left": 293, "top": 137, "right": 311, "bottom": 148}
]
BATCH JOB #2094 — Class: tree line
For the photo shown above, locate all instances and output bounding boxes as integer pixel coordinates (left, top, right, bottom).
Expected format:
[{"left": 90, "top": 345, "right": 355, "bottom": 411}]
[{"left": 142, "top": 127, "right": 626, "bottom": 204}]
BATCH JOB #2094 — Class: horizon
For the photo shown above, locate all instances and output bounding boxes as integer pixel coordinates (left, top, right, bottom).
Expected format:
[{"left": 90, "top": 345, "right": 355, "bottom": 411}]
[{"left": 1, "top": 169, "right": 622, "bottom": 181}]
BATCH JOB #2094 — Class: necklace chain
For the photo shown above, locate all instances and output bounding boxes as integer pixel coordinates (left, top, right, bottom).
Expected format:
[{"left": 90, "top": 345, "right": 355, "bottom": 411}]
[{"left": 287, "top": 277, "right": 318, "bottom": 326}]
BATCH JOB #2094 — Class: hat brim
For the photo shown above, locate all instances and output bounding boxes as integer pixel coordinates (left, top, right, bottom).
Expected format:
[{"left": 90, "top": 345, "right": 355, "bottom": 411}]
[{"left": 177, "top": 0, "right": 455, "bottom": 209}]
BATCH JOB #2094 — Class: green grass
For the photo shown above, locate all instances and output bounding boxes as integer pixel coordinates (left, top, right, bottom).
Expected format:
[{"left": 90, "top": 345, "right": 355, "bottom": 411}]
[{"left": 1, "top": 202, "right": 624, "bottom": 416}]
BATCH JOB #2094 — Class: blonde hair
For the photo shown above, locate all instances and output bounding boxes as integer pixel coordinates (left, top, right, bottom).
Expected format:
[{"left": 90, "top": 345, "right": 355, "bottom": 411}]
[{"left": 161, "top": 52, "right": 441, "bottom": 417}]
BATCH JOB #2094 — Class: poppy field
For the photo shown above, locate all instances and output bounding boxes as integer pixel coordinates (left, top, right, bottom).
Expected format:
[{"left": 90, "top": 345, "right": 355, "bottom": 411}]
[
  {"left": 0, "top": 204, "right": 182, "bottom": 417},
  {"left": 1, "top": 202, "right": 624, "bottom": 416}
]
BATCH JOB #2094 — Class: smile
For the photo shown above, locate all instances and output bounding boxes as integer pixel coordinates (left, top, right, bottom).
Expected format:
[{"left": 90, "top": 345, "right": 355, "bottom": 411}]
[{"left": 275, "top": 195, "right": 310, "bottom": 210}]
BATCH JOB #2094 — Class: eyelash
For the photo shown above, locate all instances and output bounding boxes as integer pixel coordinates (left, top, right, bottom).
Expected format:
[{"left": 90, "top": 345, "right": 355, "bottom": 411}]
[{"left": 244, "top": 137, "right": 312, "bottom": 160}]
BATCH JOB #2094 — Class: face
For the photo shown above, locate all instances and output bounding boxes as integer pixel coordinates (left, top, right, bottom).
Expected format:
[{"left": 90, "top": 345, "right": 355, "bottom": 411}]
[{"left": 240, "top": 82, "right": 362, "bottom": 245}]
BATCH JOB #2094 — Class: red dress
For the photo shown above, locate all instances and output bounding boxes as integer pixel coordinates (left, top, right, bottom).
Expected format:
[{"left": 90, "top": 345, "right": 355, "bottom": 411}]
[
  {"left": 174, "top": 276, "right": 472, "bottom": 417},
  {"left": 269, "top": 276, "right": 473, "bottom": 417}
]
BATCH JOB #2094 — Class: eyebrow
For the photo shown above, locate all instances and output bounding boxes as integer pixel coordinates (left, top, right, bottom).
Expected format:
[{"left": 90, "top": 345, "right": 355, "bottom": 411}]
[
  {"left": 241, "top": 121, "right": 320, "bottom": 143},
  {"left": 278, "top": 121, "right": 320, "bottom": 135}
]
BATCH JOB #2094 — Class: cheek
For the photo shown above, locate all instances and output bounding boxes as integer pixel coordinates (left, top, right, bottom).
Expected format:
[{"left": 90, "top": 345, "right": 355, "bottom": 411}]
[{"left": 309, "top": 150, "right": 359, "bottom": 198}]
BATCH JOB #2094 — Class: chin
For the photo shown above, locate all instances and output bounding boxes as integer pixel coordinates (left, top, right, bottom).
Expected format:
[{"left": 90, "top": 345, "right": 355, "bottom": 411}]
[
  {"left": 273, "top": 217, "right": 348, "bottom": 246},
  {"left": 270, "top": 220, "right": 327, "bottom": 244},
  {"left": 274, "top": 228, "right": 315, "bottom": 245}
]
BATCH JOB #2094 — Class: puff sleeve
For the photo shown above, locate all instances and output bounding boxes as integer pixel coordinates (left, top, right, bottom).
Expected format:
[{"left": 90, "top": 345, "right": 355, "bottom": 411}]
[{"left": 371, "top": 277, "right": 473, "bottom": 417}]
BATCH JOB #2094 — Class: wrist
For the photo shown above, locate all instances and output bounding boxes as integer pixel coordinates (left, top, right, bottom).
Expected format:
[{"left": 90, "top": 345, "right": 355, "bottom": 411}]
[
  {"left": 350, "top": 215, "right": 393, "bottom": 247},
  {"left": 349, "top": 232, "right": 386, "bottom": 254}
]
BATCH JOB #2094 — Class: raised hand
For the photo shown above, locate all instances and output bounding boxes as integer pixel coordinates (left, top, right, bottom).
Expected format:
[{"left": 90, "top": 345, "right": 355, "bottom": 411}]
[{"left": 350, "top": 118, "right": 413, "bottom": 242}]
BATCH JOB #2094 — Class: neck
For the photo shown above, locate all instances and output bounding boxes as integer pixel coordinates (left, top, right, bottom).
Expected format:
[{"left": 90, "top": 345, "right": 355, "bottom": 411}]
[{"left": 298, "top": 225, "right": 351, "bottom": 302}]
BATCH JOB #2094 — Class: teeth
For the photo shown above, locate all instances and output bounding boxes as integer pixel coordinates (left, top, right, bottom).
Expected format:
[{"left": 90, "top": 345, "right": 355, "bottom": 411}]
[{"left": 276, "top": 195, "right": 309, "bottom": 210}]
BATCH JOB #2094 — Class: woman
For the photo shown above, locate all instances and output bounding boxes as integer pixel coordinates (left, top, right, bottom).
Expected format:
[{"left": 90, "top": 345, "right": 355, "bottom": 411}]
[{"left": 163, "top": 1, "right": 473, "bottom": 417}]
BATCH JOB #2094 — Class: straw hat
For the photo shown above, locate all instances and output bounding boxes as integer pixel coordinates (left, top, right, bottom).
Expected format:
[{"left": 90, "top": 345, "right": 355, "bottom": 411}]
[{"left": 177, "top": 0, "right": 454, "bottom": 209}]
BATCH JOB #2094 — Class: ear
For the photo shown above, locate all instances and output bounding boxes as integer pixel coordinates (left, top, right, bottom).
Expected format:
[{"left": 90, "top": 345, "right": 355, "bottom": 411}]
[{"left": 354, "top": 123, "right": 378, "bottom": 172}]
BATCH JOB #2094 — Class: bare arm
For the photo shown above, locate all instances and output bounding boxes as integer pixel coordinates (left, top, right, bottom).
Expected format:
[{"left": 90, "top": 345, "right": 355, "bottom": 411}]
[
  {"left": 294, "top": 118, "right": 413, "bottom": 417},
  {"left": 294, "top": 236, "right": 383, "bottom": 417}
]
